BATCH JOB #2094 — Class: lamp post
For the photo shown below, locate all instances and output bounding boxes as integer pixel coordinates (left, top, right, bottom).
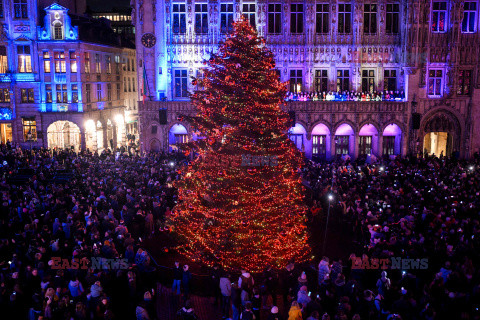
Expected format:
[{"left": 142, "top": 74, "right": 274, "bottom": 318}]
[{"left": 322, "top": 193, "right": 334, "bottom": 256}]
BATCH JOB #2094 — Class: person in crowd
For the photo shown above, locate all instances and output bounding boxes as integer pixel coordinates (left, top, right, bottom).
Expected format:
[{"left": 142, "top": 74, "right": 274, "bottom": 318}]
[
  {"left": 288, "top": 300, "right": 303, "bottom": 320},
  {"left": 240, "top": 301, "right": 256, "bottom": 320},
  {"left": 182, "top": 264, "right": 192, "bottom": 300},
  {"left": 220, "top": 273, "right": 232, "bottom": 319},
  {"left": 173, "top": 261, "right": 182, "bottom": 295},
  {"left": 268, "top": 306, "right": 281, "bottom": 320},
  {"left": 177, "top": 300, "right": 198, "bottom": 320}
]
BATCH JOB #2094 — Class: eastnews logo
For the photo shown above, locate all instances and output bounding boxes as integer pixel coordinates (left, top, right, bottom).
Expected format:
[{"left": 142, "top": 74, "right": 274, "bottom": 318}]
[
  {"left": 51, "top": 257, "right": 130, "bottom": 270},
  {"left": 351, "top": 256, "right": 428, "bottom": 270}
]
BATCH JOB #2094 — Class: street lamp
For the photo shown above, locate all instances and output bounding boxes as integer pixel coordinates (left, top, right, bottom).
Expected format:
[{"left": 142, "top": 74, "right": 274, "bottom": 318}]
[{"left": 322, "top": 193, "right": 334, "bottom": 255}]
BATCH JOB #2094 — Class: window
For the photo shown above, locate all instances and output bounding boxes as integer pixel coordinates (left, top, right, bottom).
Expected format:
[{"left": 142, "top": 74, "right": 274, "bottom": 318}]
[
  {"left": 195, "top": 4, "right": 208, "bottom": 34},
  {"left": 172, "top": 4, "right": 186, "bottom": 34},
  {"left": 175, "top": 134, "right": 188, "bottom": 144},
  {"left": 131, "top": 59, "right": 135, "bottom": 72},
  {"left": 338, "top": 4, "right": 352, "bottom": 34},
  {"left": 462, "top": 2, "right": 477, "bottom": 33},
  {"left": 20, "top": 88, "right": 34, "bottom": 103},
  {"left": 132, "top": 79, "right": 136, "bottom": 92},
  {"left": 127, "top": 59, "right": 130, "bottom": 72},
  {"left": 428, "top": 69, "right": 443, "bottom": 96},
  {"left": 291, "top": 4, "right": 304, "bottom": 34},
  {"left": 384, "top": 70, "right": 397, "bottom": 92},
  {"left": 457, "top": 70, "right": 472, "bottom": 95},
  {"left": 22, "top": 118, "right": 36, "bottom": 141},
  {"left": 289, "top": 134, "right": 303, "bottom": 150},
  {"left": 195, "top": 69, "right": 205, "bottom": 91},
  {"left": 335, "top": 136, "right": 349, "bottom": 155},
  {"left": 221, "top": 4, "right": 234, "bottom": 34},
  {"left": 364, "top": 4, "right": 377, "bottom": 34},
  {"left": 72, "top": 84, "right": 78, "bottom": 103},
  {"left": 107, "top": 84, "right": 112, "bottom": 101},
  {"left": 312, "top": 135, "right": 327, "bottom": 161},
  {"left": 174, "top": 69, "right": 188, "bottom": 98},
  {"left": 242, "top": 3, "right": 256, "bottom": 28},
  {"left": 116, "top": 83, "right": 121, "bottom": 100},
  {"left": 105, "top": 56, "right": 111, "bottom": 74},
  {"left": 54, "top": 51, "right": 66, "bottom": 73},
  {"left": 124, "top": 77, "right": 127, "bottom": 92},
  {"left": 115, "top": 55, "right": 120, "bottom": 74},
  {"left": 86, "top": 84, "right": 91, "bottom": 103},
  {"left": 0, "top": 46, "right": 7, "bottom": 73},
  {"left": 96, "top": 84, "right": 102, "bottom": 101},
  {"left": 314, "top": 70, "right": 328, "bottom": 92},
  {"left": 95, "top": 54, "right": 101, "bottom": 74},
  {"left": 53, "top": 22, "right": 63, "bottom": 40},
  {"left": 0, "top": 88, "right": 10, "bottom": 102},
  {"left": 84, "top": 52, "right": 90, "bottom": 73},
  {"left": 70, "top": 51, "right": 77, "bottom": 73},
  {"left": 386, "top": 3, "right": 400, "bottom": 34},
  {"left": 289, "top": 70, "right": 303, "bottom": 93},
  {"left": 56, "top": 84, "right": 67, "bottom": 103},
  {"left": 268, "top": 4, "right": 282, "bottom": 34},
  {"left": 14, "top": 0, "right": 28, "bottom": 19},
  {"left": 336, "top": 70, "right": 350, "bottom": 92},
  {"left": 316, "top": 4, "right": 329, "bottom": 34},
  {"left": 383, "top": 136, "right": 395, "bottom": 155},
  {"left": 128, "top": 78, "right": 132, "bottom": 92},
  {"left": 17, "top": 45, "right": 31, "bottom": 73},
  {"left": 359, "top": 136, "right": 372, "bottom": 155},
  {"left": 45, "top": 85, "right": 52, "bottom": 103},
  {"left": 432, "top": 2, "right": 447, "bottom": 32},
  {"left": 362, "top": 70, "right": 375, "bottom": 93}
]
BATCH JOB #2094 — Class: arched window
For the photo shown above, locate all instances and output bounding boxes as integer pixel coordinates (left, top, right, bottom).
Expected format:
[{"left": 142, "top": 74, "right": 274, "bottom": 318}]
[{"left": 53, "top": 22, "right": 63, "bottom": 40}]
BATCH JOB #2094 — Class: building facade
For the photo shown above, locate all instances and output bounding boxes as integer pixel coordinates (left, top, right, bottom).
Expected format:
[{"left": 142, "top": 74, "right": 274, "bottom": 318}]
[
  {"left": 0, "top": 1, "right": 138, "bottom": 151},
  {"left": 91, "top": 8, "right": 136, "bottom": 42},
  {"left": 132, "top": 0, "right": 480, "bottom": 160}
]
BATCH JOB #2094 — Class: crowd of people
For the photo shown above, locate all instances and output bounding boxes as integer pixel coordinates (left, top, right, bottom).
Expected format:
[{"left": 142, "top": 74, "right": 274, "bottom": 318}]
[
  {"left": 284, "top": 91, "right": 406, "bottom": 102},
  {"left": 0, "top": 145, "right": 181, "bottom": 319},
  {"left": 1, "top": 143, "right": 479, "bottom": 320}
]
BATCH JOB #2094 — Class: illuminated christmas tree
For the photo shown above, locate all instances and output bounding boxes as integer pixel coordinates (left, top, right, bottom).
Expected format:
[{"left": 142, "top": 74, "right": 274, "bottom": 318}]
[{"left": 168, "top": 18, "right": 310, "bottom": 272}]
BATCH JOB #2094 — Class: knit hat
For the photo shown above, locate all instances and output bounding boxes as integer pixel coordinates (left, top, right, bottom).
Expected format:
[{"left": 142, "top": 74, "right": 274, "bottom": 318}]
[{"left": 271, "top": 306, "right": 279, "bottom": 314}]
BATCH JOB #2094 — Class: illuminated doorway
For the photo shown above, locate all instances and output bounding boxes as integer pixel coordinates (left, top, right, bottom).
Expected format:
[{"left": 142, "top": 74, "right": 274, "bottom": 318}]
[
  {"left": 423, "top": 132, "right": 452, "bottom": 157},
  {"left": 47, "top": 121, "right": 81, "bottom": 151}
]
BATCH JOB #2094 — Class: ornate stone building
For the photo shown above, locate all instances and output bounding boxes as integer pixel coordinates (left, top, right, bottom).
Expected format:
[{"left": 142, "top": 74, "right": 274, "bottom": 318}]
[{"left": 133, "top": 0, "right": 480, "bottom": 160}]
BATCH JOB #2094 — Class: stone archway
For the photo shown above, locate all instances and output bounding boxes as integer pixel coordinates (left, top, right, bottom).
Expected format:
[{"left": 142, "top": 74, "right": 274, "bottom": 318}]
[
  {"left": 47, "top": 121, "right": 81, "bottom": 151},
  {"left": 421, "top": 111, "right": 461, "bottom": 157}
]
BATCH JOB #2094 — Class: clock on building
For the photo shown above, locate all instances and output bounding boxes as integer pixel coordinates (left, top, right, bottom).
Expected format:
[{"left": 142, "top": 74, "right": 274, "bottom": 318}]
[{"left": 141, "top": 33, "right": 156, "bottom": 48}]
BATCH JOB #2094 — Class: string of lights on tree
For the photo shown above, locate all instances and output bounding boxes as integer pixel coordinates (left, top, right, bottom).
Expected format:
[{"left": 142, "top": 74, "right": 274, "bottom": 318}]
[{"left": 167, "top": 18, "right": 310, "bottom": 272}]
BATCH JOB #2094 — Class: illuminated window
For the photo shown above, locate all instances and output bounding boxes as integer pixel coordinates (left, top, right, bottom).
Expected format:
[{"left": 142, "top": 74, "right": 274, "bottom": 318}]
[
  {"left": 428, "top": 69, "right": 443, "bottom": 96},
  {"left": 457, "top": 70, "right": 472, "bottom": 95},
  {"left": 316, "top": 4, "right": 329, "bottom": 34},
  {"left": 386, "top": 4, "right": 399, "bottom": 34},
  {"left": 106, "top": 55, "right": 111, "bottom": 74},
  {"left": 174, "top": 69, "right": 188, "bottom": 98},
  {"left": 86, "top": 84, "right": 91, "bottom": 103},
  {"left": 314, "top": 70, "right": 328, "bottom": 92},
  {"left": 312, "top": 135, "right": 327, "bottom": 160},
  {"left": 291, "top": 4, "right": 304, "bottom": 34},
  {"left": 384, "top": 70, "right": 397, "bottom": 92},
  {"left": 14, "top": 0, "right": 28, "bottom": 19},
  {"left": 72, "top": 84, "right": 78, "bottom": 102},
  {"left": 0, "top": 88, "right": 10, "bottom": 102},
  {"left": 195, "top": 4, "right": 209, "bottom": 34},
  {"left": 172, "top": 4, "right": 186, "bottom": 34},
  {"left": 20, "top": 88, "right": 34, "bottom": 103},
  {"left": 17, "top": 45, "right": 32, "bottom": 73},
  {"left": 22, "top": 118, "right": 36, "bottom": 141},
  {"left": 364, "top": 4, "right": 377, "bottom": 34},
  {"left": 289, "top": 70, "right": 303, "bottom": 93},
  {"left": 0, "top": 46, "right": 7, "bottom": 73},
  {"left": 221, "top": 4, "right": 234, "bottom": 34},
  {"left": 70, "top": 51, "right": 77, "bottom": 73},
  {"left": 54, "top": 51, "right": 66, "bottom": 73},
  {"left": 115, "top": 55, "right": 120, "bottom": 74},
  {"left": 432, "top": 1, "right": 447, "bottom": 33},
  {"left": 107, "top": 83, "right": 112, "bottom": 101},
  {"left": 45, "top": 84, "right": 52, "bottom": 103},
  {"left": 96, "top": 84, "right": 102, "bottom": 101},
  {"left": 116, "top": 83, "right": 121, "bottom": 100},
  {"left": 462, "top": 2, "right": 477, "bottom": 33},
  {"left": 56, "top": 84, "right": 67, "bottom": 103},
  {"left": 95, "top": 54, "right": 101, "bottom": 74},
  {"left": 359, "top": 136, "right": 372, "bottom": 155},
  {"left": 335, "top": 136, "right": 349, "bottom": 155},
  {"left": 336, "top": 69, "right": 350, "bottom": 92},
  {"left": 338, "top": 4, "right": 352, "bottom": 34},
  {"left": 289, "top": 134, "right": 303, "bottom": 150},
  {"left": 362, "top": 70, "right": 375, "bottom": 93},
  {"left": 268, "top": 4, "right": 282, "bottom": 34},
  {"left": 84, "top": 52, "right": 91, "bottom": 73},
  {"left": 242, "top": 3, "right": 256, "bottom": 29},
  {"left": 383, "top": 136, "right": 395, "bottom": 155},
  {"left": 43, "top": 51, "right": 51, "bottom": 73},
  {"left": 53, "top": 22, "right": 63, "bottom": 40}
]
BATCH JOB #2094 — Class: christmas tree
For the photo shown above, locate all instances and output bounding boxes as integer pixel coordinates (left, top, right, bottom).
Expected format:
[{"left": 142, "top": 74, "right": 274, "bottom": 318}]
[{"left": 168, "top": 18, "right": 310, "bottom": 272}]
